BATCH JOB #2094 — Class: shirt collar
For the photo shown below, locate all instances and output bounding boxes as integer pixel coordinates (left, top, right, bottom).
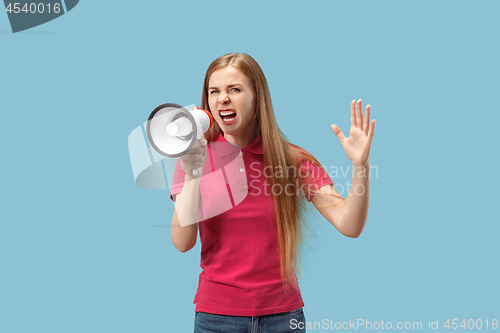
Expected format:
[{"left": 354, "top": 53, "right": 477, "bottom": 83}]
[{"left": 212, "top": 132, "right": 264, "bottom": 156}]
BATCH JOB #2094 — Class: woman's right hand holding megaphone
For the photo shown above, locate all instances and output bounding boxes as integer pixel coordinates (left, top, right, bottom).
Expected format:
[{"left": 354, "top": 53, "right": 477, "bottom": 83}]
[{"left": 179, "top": 138, "right": 208, "bottom": 180}]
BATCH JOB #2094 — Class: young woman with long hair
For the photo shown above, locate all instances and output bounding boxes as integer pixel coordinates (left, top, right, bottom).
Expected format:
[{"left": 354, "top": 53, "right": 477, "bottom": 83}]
[{"left": 170, "top": 53, "right": 375, "bottom": 333}]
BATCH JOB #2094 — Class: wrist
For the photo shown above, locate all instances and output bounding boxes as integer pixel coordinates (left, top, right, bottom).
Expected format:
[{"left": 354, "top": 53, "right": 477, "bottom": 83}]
[
  {"left": 351, "top": 161, "right": 371, "bottom": 180},
  {"left": 184, "top": 173, "right": 201, "bottom": 183},
  {"left": 352, "top": 160, "right": 370, "bottom": 168}
]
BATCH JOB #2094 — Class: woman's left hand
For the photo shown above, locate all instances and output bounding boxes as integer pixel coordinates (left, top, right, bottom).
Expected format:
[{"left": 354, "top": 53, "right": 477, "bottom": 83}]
[{"left": 331, "top": 99, "right": 375, "bottom": 167}]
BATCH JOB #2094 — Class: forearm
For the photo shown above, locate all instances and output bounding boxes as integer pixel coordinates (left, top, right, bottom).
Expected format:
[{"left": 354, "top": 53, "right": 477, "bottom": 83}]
[
  {"left": 339, "top": 162, "right": 371, "bottom": 238},
  {"left": 170, "top": 176, "right": 201, "bottom": 252}
]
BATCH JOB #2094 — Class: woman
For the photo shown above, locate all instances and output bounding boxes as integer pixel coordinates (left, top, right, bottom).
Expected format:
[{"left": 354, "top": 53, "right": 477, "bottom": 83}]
[{"left": 170, "top": 53, "right": 375, "bottom": 333}]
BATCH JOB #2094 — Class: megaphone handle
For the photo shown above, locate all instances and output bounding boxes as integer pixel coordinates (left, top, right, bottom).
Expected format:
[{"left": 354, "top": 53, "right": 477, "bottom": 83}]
[{"left": 192, "top": 167, "right": 203, "bottom": 176}]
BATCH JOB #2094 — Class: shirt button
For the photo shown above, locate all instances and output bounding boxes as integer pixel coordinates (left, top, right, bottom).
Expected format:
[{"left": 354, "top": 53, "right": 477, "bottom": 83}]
[
  {"left": 240, "top": 168, "right": 245, "bottom": 172},
  {"left": 239, "top": 151, "right": 244, "bottom": 156}
]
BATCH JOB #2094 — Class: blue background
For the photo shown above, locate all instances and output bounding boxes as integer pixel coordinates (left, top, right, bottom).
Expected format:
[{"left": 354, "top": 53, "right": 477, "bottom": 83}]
[{"left": 1, "top": 1, "right": 499, "bottom": 332}]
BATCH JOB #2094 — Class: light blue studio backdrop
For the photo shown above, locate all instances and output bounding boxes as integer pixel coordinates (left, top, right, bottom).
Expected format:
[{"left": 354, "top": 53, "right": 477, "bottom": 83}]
[{"left": 1, "top": 1, "right": 499, "bottom": 332}]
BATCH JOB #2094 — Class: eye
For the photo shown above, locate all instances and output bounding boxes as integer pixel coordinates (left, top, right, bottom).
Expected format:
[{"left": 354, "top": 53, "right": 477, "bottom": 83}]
[
  {"left": 230, "top": 88, "right": 241, "bottom": 92},
  {"left": 209, "top": 90, "right": 219, "bottom": 95}
]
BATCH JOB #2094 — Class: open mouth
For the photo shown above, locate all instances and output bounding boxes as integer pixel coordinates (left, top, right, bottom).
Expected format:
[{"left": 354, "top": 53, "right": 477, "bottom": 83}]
[{"left": 219, "top": 110, "right": 237, "bottom": 123}]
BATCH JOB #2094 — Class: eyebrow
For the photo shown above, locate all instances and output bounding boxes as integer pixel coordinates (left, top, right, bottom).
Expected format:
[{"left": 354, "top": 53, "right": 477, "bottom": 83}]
[{"left": 208, "top": 83, "right": 243, "bottom": 90}]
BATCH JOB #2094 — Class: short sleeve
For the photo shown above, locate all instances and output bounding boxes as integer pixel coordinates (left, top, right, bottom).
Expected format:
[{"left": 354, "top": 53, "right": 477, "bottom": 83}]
[
  {"left": 295, "top": 151, "right": 333, "bottom": 202},
  {"left": 169, "top": 159, "right": 186, "bottom": 202}
]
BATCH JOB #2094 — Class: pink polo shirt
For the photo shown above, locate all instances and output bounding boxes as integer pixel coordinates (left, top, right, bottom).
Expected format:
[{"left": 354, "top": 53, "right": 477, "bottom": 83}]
[{"left": 170, "top": 133, "right": 333, "bottom": 316}]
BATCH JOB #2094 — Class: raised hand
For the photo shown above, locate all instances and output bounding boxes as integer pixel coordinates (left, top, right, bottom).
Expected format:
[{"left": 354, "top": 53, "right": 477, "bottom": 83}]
[{"left": 331, "top": 99, "right": 375, "bottom": 167}]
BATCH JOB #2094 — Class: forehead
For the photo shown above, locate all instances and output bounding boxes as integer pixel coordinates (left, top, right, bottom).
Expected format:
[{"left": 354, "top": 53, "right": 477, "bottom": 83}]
[{"left": 208, "top": 66, "right": 251, "bottom": 87}]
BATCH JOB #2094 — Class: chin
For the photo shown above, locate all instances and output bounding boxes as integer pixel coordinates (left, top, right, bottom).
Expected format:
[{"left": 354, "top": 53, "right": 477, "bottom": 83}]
[{"left": 220, "top": 122, "right": 239, "bottom": 131}]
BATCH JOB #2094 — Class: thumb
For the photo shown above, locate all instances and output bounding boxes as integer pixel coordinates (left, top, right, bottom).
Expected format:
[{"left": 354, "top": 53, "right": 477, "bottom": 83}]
[
  {"left": 201, "top": 139, "right": 208, "bottom": 158},
  {"left": 331, "top": 124, "right": 346, "bottom": 143}
]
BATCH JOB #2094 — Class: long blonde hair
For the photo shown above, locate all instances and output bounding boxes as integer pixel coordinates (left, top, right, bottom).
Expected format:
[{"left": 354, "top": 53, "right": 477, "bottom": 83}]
[{"left": 200, "top": 53, "right": 339, "bottom": 292}]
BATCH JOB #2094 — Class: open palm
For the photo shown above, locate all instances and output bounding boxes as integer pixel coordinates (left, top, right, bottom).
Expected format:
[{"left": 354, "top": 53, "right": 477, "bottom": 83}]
[{"left": 331, "top": 99, "right": 375, "bottom": 166}]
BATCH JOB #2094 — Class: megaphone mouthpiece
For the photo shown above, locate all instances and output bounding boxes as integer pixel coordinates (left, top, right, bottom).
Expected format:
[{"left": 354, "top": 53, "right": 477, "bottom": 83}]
[{"left": 166, "top": 117, "right": 193, "bottom": 137}]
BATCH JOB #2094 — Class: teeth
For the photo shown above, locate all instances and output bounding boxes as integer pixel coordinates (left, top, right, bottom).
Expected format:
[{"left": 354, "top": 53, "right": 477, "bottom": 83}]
[{"left": 220, "top": 111, "right": 236, "bottom": 116}]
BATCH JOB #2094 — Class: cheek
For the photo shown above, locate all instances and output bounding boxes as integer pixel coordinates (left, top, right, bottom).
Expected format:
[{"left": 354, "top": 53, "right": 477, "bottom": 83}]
[
  {"left": 208, "top": 98, "right": 217, "bottom": 114},
  {"left": 245, "top": 96, "right": 255, "bottom": 114},
  {"left": 208, "top": 99, "right": 223, "bottom": 123}
]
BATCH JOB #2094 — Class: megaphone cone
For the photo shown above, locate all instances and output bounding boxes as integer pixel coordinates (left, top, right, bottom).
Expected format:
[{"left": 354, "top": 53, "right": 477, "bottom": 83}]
[{"left": 146, "top": 103, "right": 213, "bottom": 176}]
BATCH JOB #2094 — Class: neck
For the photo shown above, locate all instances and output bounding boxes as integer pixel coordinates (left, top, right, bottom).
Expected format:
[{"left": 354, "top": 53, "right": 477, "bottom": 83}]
[{"left": 223, "top": 132, "right": 255, "bottom": 149}]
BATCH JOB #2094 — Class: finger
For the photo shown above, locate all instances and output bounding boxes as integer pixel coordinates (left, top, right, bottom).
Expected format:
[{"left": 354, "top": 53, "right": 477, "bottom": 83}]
[
  {"left": 189, "top": 140, "right": 207, "bottom": 153},
  {"left": 181, "top": 154, "right": 206, "bottom": 164},
  {"left": 183, "top": 154, "right": 204, "bottom": 162},
  {"left": 363, "top": 105, "right": 370, "bottom": 136},
  {"left": 331, "top": 124, "right": 347, "bottom": 144},
  {"left": 180, "top": 160, "right": 205, "bottom": 171},
  {"left": 367, "top": 119, "right": 375, "bottom": 144},
  {"left": 193, "top": 138, "right": 207, "bottom": 148},
  {"left": 184, "top": 162, "right": 205, "bottom": 170},
  {"left": 201, "top": 140, "right": 208, "bottom": 159},
  {"left": 356, "top": 99, "right": 363, "bottom": 130},
  {"left": 350, "top": 100, "right": 356, "bottom": 128},
  {"left": 188, "top": 147, "right": 205, "bottom": 155}
]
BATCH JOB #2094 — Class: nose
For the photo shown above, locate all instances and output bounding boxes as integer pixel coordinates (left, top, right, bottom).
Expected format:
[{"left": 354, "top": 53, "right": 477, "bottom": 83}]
[{"left": 217, "top": 93, "right": 229, "bottom": 104}]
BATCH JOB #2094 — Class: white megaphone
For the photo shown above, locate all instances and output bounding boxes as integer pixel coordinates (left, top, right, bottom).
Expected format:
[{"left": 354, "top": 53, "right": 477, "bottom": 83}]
[{"left": 146, "top": 103, "right": 213, "bottom": 176}]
